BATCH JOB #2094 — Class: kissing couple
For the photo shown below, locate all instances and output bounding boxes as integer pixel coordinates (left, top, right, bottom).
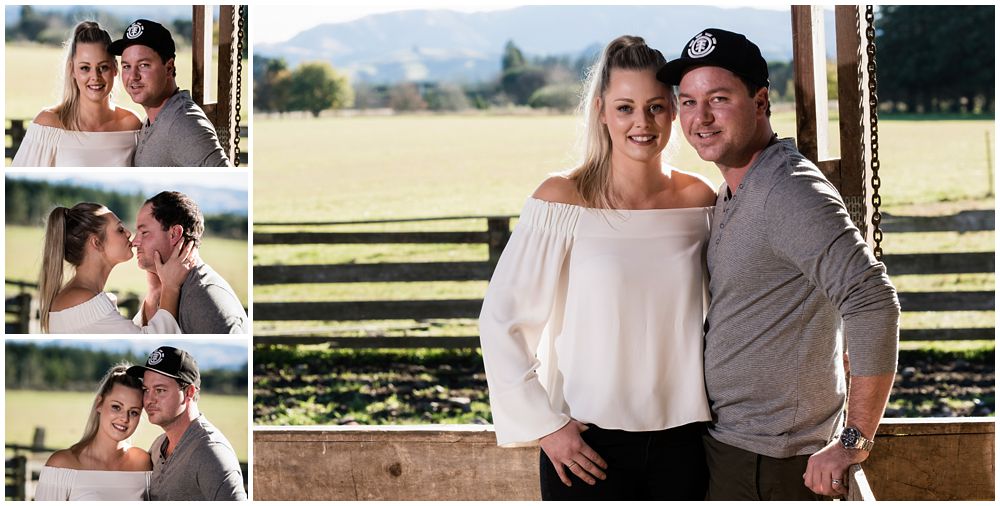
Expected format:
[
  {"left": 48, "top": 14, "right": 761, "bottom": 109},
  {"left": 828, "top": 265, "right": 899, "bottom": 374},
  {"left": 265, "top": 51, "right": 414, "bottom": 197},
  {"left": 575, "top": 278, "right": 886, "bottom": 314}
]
[{"left": 39, "top": 191, "right": 247, "bottom": 334}]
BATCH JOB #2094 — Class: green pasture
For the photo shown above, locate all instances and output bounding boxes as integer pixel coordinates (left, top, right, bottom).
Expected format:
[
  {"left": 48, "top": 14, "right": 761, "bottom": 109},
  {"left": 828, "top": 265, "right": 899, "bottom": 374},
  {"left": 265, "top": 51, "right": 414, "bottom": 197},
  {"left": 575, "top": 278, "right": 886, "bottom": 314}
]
[
  {"left": 5, "top": 389, "right": 248, "bottom": 461},
  {"left": 5, "top": 226, "right": 249, "bottom": 307},
  {"left": 4, "top": 43, "right": 249, "bottom": 124}
]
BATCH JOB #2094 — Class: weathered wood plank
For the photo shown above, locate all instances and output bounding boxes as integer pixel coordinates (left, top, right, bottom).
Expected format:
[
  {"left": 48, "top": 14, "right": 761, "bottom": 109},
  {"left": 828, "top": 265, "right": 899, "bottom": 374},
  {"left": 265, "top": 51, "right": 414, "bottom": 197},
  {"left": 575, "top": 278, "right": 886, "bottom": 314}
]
[
  {"left": 254, "top": 261, "right": 493, "bottom": 284},
  {"left": 254, "top": 231, "right": 489, "bottom": 245},
  {"left": 254, "top": 336, "right": 481, "bottom": 348},
  {"left": 846, "top": 464, "right": 875, "bottom": 501},
  {"left": 899, "top": 328, "right": 994, "bottom": 341},
  {"left": 254, "top": 299, "right": 483, "bottom": 321},
  {"left": 881, "top": 210, "right": 995, "bottom": 233},
  {"left": 884, "top": 252, "right": 994, "bottom": 276},
  {"left": 253, "top": 426, "right": 539, "bottom": 500},
  {"left": 863, "top": 418, "right": 995, "bottom": 500},
  {"left": 252, "top": 420, "right": 994, "bottom": 501},
  {"left": 897, "top": 291, "right": 994, "bottom": 311}
]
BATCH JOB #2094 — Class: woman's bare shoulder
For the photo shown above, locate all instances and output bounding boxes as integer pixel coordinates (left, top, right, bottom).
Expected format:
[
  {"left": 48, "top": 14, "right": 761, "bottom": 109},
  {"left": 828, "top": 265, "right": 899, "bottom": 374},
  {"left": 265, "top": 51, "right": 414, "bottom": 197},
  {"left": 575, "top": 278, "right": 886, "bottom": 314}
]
[
  {"left": 45, "top": 449, "right": 82, "bottom": 470},
  {"left": 114, "top": 107, "right": 143, "bottom": 130},
  {"left": 51, "top": 287, "right": 100, "bottom": 312},
  {"left": 672, "top": 169, "right": 718, "bottom": 207},
  {"left": 531, "top": 175, "right": 584, "bottom": 206},
  {"left": 123, "top": 447, "right": 152, "bottom": 471},
  {"left": 33, "top": 109, "right": 65, "bottom": 129}
]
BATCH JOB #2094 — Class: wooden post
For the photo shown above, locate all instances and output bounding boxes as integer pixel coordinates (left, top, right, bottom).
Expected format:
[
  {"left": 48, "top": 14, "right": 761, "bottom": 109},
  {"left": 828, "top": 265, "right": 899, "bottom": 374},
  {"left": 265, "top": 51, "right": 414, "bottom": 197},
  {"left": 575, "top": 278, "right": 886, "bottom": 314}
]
[
  {"left": 486, "top": 217, "right": 511, "bottom": 267},
  {"left": 31, "top": 427, "right": 45, "bottom": 451},
  {"left": 191, "top": 5, "right": 240, "bottom": 163},
  {"left": 16, "top": 293, "right": 31, "bottom": 334}
]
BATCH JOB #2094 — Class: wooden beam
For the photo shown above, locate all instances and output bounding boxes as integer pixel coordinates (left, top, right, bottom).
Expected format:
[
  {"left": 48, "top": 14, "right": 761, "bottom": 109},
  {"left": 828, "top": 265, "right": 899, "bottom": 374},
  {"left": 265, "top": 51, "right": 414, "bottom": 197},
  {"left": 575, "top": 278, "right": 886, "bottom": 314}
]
[
  {"left": 217, "top": 5, "right": 238, "bottom": 162},
  {"left": 254, "top": 336, "right": 482, "bottom": 348},
  {"left": 253, "top": 231, "right": 490, "bottom": 245},
  {"left": 883, "top": 252, "right": 994, "bottom": 276},
  {"left": 791, "top": 6, "right": 829, "bottom": 165},
  {"left": 191, "top": 6, "right": 212, "bottom": 109},
  {"left": 253, "top": 299, "right": 484, "bottom": 321},
  {"left": 835, "top": 6, "right": 868, "bottom": 234},
  {"left": 254, "top": 261, "right": 494, "bottom": 284}
]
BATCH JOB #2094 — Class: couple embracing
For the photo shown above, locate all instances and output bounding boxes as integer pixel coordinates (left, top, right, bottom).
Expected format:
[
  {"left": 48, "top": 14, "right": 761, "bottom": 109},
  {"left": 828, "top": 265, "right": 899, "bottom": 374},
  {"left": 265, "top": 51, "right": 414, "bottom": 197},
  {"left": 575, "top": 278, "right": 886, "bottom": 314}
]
[
  {"left": 36, "top": 346, "right": 246, "bottom": 500},
  {"left": 12, "top": 18, "right": 231, "bottom": 167},
  {"left": 40, "top": 191, "right": 247, "bottom": 334},
  {"left": 480, "top": 29, "right": 901, "bottom": 500}
]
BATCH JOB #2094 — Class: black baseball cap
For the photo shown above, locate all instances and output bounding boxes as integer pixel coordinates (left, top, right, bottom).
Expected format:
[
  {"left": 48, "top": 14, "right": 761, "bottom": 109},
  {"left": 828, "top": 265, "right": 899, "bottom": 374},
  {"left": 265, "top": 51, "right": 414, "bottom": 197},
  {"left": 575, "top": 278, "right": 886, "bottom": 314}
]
[
  {"left": 127, "top": 346, "right": 200, "bottom": 388},
  {"left": 657, "top": 28, "right": 769, "bottom": 88},
  {"left": 109, "top": 19, "right": 176, "bottom": 62}
]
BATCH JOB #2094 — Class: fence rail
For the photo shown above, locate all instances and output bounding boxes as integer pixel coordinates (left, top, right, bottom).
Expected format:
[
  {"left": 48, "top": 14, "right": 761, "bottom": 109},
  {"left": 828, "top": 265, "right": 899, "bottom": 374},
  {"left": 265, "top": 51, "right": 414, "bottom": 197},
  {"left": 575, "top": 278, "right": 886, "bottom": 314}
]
[
  {"left": 253, "top": 210, "right": 995, "bottom": 348},
  {"left": 5, "top": 119, "right": 249, "bottom": 165}
]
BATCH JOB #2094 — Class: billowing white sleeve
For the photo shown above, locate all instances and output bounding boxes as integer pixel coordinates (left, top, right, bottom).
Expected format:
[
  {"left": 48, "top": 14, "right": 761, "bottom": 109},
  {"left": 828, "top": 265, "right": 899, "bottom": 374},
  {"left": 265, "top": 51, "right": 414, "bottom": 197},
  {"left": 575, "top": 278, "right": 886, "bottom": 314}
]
[
  {"left": 34, "top": 466, "right": 72, "bottom": 501},
  {"left": 479, "top": 198, "right": 579, "bottom": 447},
  {"left": 10, "top": 122, "right": 59, "bottom": 167}
]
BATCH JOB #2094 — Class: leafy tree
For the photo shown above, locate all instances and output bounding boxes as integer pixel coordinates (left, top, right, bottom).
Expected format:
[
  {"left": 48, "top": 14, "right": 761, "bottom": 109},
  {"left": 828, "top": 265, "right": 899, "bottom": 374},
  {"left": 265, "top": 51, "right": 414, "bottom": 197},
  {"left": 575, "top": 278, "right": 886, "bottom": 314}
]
[
  {"left": 254, "top": 56, "right": 294, "bottom": 113},
  {"left": 288, "top": 61, "right": 354, "bottom": 117},
  {"left": 877, "top": 5, "right": 994, "bottom": 113},
  {"left": 426, "top": 84, "right": 469, "bottom": 111},
  {"left": 501, "top": 66, "right": 548, "bottom": 105},
  {"left": 388, "top": 82, "right": 427, "bottom": 111},
  {"left": 528, "top": 83, "right": 581, "bottom": 112},
  {"left": 501, "top": 40, "right": 526, "bottom": 72}
]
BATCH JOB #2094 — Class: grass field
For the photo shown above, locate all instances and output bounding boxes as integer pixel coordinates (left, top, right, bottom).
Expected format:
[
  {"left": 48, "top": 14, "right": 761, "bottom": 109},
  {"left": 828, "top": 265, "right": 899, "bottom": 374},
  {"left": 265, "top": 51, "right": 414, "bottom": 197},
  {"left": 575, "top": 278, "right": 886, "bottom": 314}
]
[
  {"left": 5, "top": 389, "right": 248, "bottom": 461},
  {"left": 4, "top": 44, "right": 249, "bottom": 122},
  {"left": 4, "top": 226, "right": 249, "bottom": 306},
  {"left": 252, "top": 111, "right": 995, "bottom": 221}
]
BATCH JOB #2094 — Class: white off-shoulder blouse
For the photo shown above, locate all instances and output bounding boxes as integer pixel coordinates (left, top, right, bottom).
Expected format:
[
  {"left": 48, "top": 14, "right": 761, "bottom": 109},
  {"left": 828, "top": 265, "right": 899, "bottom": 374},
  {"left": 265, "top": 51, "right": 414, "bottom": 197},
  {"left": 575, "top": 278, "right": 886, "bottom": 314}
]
[
  {"left": 479, "top": 197, "right": 714, "bottom": 447},
  {"left": 10, "top": 123, "right": 137, "bottom": 167},
  {"left": 34, "top": 466, "right": 150, "bottom": 500},
  {"left": 48, "top": 292, "right": 181, "bottom": 334}
]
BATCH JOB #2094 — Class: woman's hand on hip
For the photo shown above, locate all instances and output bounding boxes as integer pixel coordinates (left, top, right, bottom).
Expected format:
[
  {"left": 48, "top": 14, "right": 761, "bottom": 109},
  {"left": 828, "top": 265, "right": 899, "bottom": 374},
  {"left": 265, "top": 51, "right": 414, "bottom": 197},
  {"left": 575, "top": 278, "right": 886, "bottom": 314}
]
[
  {"left": 154, "top": 239, "right": 195, "bottom": 289},
  {"left": 539, "top": 420, "right": 608, "bottom": 486}
]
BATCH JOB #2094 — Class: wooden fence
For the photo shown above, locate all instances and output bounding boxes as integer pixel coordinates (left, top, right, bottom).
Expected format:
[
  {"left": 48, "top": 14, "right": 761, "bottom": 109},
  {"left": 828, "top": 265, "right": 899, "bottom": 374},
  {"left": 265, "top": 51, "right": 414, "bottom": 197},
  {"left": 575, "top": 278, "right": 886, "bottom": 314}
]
[
  {"left": 253, "top": 209, "right": 994, "bottom": 347},
  {"left": 4, "top": 280, "right": 139, "bottom": 334},
  {"left": 252, "top": 418, "right": 993, "bottom": 500},
  {"left": 5, "top": 119, "right": 249, "bottom": 166}
]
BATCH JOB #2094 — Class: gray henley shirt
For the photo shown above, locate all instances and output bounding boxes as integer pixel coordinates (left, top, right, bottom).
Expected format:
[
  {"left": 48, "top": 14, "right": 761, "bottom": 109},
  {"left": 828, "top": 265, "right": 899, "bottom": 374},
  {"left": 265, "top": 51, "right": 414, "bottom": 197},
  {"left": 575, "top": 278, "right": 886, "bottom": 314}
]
[
  {"left": 134, "top": 90, "right": 230, "bottom": 167},
  {"left": 149, "top": 414, "right": 247, "bottom": 501},
  {"left": 704, "top": 138, "right": 899, "bottom": 459},
  {"left": 179, "top": 262, "right": 249, "bottom": 334}
]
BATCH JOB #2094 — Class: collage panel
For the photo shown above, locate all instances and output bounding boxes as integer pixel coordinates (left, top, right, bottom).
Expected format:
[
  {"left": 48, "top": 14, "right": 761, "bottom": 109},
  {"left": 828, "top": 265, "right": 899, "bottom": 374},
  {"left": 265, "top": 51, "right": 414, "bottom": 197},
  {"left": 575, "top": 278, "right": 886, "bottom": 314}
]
[
  {"left": 4, "top": 338, "right": 250, "bottom": 500},
  {"left": 5, "top": 171, "right": 249, "bottom": 335},
  {"left": 5, "top": 4, "right": 249, "bottom": 168}
]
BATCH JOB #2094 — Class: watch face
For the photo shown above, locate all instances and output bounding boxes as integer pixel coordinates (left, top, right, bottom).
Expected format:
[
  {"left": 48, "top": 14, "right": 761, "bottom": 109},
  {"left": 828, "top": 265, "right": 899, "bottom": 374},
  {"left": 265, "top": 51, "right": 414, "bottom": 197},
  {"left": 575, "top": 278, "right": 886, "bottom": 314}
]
[{"left": 841, "top": 427, "right": 860, "bottom": 447}]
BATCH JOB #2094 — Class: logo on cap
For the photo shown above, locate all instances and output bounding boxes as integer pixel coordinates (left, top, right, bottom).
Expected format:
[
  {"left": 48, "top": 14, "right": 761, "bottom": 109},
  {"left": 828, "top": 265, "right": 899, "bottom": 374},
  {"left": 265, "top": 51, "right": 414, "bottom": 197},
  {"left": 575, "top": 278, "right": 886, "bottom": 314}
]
[
  {"left": 147, "top": 348, "right": 164, "bottom": 365},
  {"left": 687, "top": 32, "right": 717, "bottom": 58},
  {"left": 126, "top": 22, "right": 144, "bottom": 40}
]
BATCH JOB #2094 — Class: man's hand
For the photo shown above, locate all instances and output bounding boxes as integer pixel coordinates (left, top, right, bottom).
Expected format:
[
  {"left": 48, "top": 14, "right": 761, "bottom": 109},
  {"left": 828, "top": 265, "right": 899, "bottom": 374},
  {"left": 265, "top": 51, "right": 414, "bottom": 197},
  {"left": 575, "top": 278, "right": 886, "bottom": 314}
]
[
  {"left": 539, "top": 420, "right": 608, "bottom": 487},
  {"left": 803, "top": 439, "right": 867, "bottom": 496}
]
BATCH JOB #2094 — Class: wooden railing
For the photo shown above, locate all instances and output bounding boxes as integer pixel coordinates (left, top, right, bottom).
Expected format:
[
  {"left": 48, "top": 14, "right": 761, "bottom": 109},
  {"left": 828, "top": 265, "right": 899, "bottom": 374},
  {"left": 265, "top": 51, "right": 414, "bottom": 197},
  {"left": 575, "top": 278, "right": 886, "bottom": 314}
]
[
  {"left": 4, "top": 280, "right": 139, "bottom": 334},
  {"left": 252, "top": 418, "right": 994, "bottom": 500},
  {"left": 5, "top": 119, "right": 248, "bottom": 165},
  {"left": 253, "top": 209, "right": 993, "bottom": 347}
]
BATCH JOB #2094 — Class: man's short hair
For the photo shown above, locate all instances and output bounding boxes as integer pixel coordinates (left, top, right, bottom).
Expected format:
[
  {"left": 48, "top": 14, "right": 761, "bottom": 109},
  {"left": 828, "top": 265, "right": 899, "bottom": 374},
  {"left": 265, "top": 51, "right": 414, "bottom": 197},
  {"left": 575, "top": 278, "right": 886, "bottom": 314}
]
[
  {"left": 145, "top": 191, "right": 204, "bottom": 248},
  {"left": 736, "top": 74, "right": 772, "bottom": 117}
]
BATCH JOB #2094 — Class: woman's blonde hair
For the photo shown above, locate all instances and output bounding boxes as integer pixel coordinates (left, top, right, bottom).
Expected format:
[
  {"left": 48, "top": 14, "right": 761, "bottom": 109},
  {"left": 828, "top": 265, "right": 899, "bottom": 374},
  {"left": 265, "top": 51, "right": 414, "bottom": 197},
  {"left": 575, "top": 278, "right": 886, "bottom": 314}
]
[
  {"left": 38, "top": 203, "right": 110, "bottom": 332},
  {"left": 56, "top": 21, "right": 115, "bottom": 131},
  {"left": 568, "top": 35, "right": 674, "bottom": 209},
  {"left": 70, "top": 363, "right": 143, "bottom": 453}
]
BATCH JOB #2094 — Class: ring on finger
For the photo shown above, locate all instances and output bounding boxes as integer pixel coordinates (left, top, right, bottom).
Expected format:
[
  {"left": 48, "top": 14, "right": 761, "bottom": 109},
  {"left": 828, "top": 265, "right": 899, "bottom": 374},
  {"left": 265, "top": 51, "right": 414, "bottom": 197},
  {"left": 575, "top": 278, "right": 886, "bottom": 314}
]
[{"left": 567, "top": 462, "right": 579, "bottom": 469}]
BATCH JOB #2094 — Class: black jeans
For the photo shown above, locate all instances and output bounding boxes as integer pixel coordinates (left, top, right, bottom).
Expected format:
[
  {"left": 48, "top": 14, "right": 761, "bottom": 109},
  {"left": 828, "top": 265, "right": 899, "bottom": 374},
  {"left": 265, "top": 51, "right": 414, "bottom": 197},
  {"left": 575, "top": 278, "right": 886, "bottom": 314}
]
[
  {"left": 539, "top": 422, "right": 708, "bottom": 501},
  {"left": 703, "top": 433, "right": 830, "bottom": 501}
]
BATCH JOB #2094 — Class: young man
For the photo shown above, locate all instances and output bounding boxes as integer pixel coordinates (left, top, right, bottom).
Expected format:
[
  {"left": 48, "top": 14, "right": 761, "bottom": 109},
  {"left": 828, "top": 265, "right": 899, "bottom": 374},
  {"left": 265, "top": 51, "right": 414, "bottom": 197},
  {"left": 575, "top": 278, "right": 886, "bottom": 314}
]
[
  {"left": 127, "top": 346, "right": 246, "bottom": 500},
  {"left": 132, "top": 191, "right": 248, "bottom": 334},
  {"left": 109, "top": 19, "right": 231, "bottom": 166},
  {"left": 657, "top": 28, "right": 900, "bottom": 500}
]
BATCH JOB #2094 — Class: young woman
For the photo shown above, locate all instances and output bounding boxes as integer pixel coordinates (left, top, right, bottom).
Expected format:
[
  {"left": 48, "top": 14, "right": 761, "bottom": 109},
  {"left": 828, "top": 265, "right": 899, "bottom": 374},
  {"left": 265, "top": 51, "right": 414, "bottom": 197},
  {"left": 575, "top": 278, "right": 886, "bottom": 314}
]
[
  {"left": 35, "top": 364, "right": 152, "bottom": 500},
  {"left": 11, "top": 21, "right": 141, "bottom": 167},
  {"left": 479, "top": 35, "right": 717, "bottom": 500},
  {"left": 39, "top": 202, "right": 193, "bottom": 333}
]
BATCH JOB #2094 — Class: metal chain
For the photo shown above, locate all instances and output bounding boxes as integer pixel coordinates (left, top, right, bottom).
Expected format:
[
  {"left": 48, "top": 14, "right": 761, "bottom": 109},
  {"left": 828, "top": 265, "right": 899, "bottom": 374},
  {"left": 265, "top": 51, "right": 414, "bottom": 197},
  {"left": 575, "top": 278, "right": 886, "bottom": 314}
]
[
  {"left": 233, "top": 5, "right": 245, "bottom": 166},
  {"left": 865, "top": 6, "right": 883, "bottom": 261}
]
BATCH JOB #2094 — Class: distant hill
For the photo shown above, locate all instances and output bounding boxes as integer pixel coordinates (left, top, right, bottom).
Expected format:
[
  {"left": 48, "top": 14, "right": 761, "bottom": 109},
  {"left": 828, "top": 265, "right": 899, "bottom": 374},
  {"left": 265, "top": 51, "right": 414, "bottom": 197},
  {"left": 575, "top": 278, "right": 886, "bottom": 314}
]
[{"left": 256, "top": 5, "right": 837, "bottom": 84}]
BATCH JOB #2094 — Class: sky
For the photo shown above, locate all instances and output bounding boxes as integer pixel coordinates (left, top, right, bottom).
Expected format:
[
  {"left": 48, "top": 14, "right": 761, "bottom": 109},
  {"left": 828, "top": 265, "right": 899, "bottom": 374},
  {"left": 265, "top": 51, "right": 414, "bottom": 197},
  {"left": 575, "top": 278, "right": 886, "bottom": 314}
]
[
  {"left": 253, "top": 1, "right": 792, "bottom": 45},
  {"left": 4, "top": 170, "right": 248, "bottom": 191}
]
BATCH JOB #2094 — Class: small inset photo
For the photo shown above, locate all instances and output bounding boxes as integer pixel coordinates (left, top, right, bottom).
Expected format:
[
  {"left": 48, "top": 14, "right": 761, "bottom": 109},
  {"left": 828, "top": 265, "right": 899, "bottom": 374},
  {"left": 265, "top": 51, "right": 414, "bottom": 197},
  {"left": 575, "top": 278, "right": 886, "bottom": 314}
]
[
  {"left": 4, "top": 4, "right": 249, "bottom": 167},
  {"left": 5, "top": 171, "right": 248, "bottom": 334},
  {"left": 4, "top": 338, "right": 250, "bottom": 501}
]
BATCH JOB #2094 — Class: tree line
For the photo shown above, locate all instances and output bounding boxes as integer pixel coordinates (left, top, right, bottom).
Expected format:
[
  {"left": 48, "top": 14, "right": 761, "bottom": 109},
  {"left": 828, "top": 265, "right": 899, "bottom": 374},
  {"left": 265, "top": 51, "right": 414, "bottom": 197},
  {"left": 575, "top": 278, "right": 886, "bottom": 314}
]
[
  {"left": 877, "top": 5, "right": 994, "bottom": 114},
  {"left": 253, "top": 6, "right": 992, "bottom": 118},
  {"left": 5, "top": 342, "right": 247, "bottom": 396},
  {"left": 5, "top": 179, "right": 248, "bottom": 240}
]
